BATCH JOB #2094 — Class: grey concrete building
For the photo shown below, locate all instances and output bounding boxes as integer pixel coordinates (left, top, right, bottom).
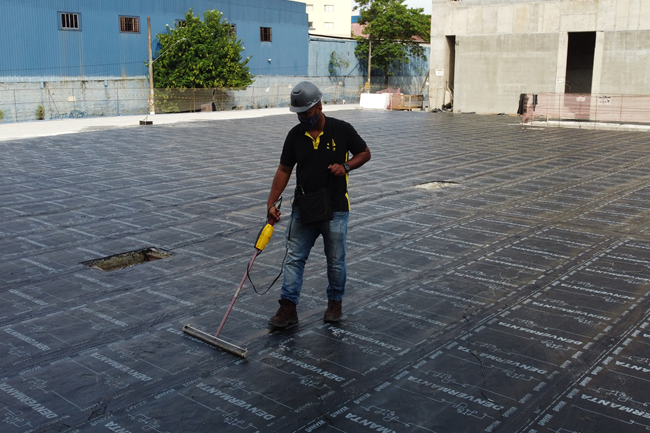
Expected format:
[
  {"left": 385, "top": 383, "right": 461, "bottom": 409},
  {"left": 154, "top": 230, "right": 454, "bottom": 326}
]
[{"left": 428, "top": 0, "right": 650, "bottom": 114}]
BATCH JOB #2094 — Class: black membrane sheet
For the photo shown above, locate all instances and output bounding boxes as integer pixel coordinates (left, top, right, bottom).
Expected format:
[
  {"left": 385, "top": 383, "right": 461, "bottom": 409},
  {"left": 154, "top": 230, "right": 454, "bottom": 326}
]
[{"left": 2, "top": 112, "right": 650, "bottom": 432}]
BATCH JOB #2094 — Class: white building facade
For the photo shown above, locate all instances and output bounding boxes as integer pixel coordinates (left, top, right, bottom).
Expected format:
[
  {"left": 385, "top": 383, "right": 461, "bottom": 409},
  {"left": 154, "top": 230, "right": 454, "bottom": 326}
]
[
  {"left": 290, "top": 0, "right": 352, "bottom": 37},
  {"left": 428, "top": 0, "right": 650, "bottom": 114}
]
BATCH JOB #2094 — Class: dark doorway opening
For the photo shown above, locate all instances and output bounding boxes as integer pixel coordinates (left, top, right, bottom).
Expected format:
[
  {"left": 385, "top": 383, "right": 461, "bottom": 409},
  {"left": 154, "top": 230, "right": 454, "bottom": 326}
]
[
  {"left": 445, "top": 35, "right": 456, "bottom": 109},
  {"left": 565, "top": 32, "right": 596, "bottom": 94}
]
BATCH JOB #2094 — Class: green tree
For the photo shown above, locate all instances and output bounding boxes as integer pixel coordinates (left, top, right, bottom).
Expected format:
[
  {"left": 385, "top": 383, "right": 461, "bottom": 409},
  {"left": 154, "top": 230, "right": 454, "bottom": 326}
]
[
  {"left": 328, "top": 51, "right": 350, "bottom": 76},
  {"left": 354, "top": 0, "right": 430, "bottom": 86},
  {"left": 153, "top": 8, "right": 254, "bottom": 89}
]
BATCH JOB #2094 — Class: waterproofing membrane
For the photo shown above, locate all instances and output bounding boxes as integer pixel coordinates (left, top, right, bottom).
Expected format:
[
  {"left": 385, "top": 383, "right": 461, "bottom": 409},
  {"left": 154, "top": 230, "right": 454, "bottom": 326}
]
[{"left": 2, "top": 111, "right": 650, "bottom": 432}]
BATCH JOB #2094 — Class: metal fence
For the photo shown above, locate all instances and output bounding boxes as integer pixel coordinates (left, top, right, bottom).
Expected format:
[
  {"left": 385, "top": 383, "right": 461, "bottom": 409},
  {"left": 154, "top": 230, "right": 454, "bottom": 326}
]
[
  {"left": 520, "top": 93, "right": 650, "bottom": 125},
  {"left": 156, "top": 83, "right": 426, "bottom": 113},
  {"left": 0, "top": 79, "right": 427, "bottom": 123},
  {"left": 0, "top": 87, "right": 148, "bottom": 123},
  {"left": 153, "top": 84, "right": 368, "bottom": 113}
]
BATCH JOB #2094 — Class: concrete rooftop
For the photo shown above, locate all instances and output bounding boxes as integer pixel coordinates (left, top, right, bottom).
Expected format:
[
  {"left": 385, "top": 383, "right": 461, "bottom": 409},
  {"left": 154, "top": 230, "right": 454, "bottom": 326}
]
[{"left": 1, "top": 108, "right": 650, "bottom": 433}]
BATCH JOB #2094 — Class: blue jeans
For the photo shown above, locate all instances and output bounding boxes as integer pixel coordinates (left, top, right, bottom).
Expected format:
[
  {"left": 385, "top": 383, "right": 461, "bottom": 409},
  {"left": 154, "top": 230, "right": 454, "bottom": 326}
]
[{"left": 280, "top": 209, "right": 349, "bottom": 305}]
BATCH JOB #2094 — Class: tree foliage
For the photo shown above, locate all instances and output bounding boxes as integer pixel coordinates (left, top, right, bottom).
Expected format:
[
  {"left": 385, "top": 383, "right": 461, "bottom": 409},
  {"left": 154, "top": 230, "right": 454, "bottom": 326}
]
[
  {"left": 153, "top": 9, "right": 254, "bottom": 89},
  {"left": 354, "top": 0, "right": 430, "bottom": 86},
  {"left": 329, "top": 51, "right": 350, "bottom": 76}
]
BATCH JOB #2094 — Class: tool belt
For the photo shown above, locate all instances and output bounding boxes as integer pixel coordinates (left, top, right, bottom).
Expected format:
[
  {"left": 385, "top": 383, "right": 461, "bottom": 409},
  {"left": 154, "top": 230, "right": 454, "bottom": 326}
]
[{"left": 294, "top": 186, "right": 332, "bottom": 225}]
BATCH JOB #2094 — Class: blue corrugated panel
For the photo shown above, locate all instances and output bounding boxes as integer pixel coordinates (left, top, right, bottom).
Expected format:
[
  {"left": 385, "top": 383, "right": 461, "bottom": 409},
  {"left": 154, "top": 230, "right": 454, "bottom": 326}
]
[{"left": 0, "top": 0, "right": 309, "bottom": 80}]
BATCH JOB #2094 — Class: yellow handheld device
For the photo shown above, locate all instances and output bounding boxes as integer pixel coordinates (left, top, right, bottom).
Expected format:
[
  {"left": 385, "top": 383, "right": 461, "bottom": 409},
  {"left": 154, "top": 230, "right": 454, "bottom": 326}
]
[
  {"left": 255, "top": 224, "right": 274, "bottom": 252},
  {"left": 255, "top": 197, "right": 282, "bottom": 252}
]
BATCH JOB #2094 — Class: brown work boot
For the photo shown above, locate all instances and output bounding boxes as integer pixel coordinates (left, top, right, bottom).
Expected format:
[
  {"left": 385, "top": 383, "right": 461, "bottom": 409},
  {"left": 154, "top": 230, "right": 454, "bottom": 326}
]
[
  {"left": 268, "top": 299, "right": 298, "bottom": 328},
  {"left": 324, "top": 300, "right": 342, "bottom": 323}
]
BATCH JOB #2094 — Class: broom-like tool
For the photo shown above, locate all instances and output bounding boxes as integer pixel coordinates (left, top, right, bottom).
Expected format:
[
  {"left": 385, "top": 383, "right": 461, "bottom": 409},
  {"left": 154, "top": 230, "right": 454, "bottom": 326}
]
[
  {"left": 182, "top": 325, "right": 250, "bottom": 358},
  {"left": 183, "top": 199, "right": 280, "bottom": 359}
]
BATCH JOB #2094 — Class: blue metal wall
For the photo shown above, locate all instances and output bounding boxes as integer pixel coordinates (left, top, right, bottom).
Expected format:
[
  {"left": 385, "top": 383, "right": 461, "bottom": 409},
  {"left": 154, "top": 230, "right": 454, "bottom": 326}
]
[
  {"left": 309, "top": 38, "right": 362, "bottom": 77},
  {"left": 0, "top": 0, "right": 308, "bottom": 80},
  {"left": 308, "top": 37, "right": 430, "bottom": 78}
]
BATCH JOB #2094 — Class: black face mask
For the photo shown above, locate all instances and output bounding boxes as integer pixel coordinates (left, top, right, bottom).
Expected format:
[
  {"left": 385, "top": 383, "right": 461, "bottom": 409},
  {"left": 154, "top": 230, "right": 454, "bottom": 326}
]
[{"left": 298, "top": 112, "right": 319, "bottom": 130}]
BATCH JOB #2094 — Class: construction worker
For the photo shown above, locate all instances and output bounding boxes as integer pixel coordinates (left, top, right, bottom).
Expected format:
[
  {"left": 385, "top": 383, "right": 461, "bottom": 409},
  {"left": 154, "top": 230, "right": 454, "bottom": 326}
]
[{"left": 266, "top": 81, "right": 371, "bottom": 327}]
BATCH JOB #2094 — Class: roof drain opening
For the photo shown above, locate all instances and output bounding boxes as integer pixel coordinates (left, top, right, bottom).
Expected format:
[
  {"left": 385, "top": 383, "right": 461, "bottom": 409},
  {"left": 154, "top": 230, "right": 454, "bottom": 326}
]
[
  {"left": 415, "top": 181, "right": 458, "bottom": 190},
  {"left": 81, "top": 247, "right": 172, "bottom": 272}
]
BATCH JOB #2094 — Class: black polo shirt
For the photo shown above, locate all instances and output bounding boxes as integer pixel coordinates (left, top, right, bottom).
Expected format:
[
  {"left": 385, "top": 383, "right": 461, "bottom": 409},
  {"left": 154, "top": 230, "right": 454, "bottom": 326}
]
[{"left": 280, "top": 116, "right": 367, "bottom": 212}]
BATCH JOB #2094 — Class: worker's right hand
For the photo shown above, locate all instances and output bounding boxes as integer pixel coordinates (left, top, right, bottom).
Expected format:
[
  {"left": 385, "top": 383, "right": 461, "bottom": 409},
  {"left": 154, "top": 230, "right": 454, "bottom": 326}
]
[{"left": 268, "top": 206, "right": 281, "bottom": 225}]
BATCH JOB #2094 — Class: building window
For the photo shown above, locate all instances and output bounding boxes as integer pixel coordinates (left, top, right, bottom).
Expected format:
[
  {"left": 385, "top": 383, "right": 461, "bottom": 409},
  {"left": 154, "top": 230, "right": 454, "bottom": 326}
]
[
  {"left": 260, "top": 27, "right": 272, "bottom": 42},
  {"left": 59, "top": 12, "right": 80, "bottom": 30},
  {"left": 306, "top": 4, "right": 314, "bottom": 12},
  {"left": 324, "top": 5, "right": 334, "bottom": 12},
  {"left": 227, "top": 23, "right": 236, "bottom": 37},
  {"left": 175, "top": 19, "right": 186, "bottom": 28},
  {"left": 120, "top": 16, "right": 140, "bottom": 33},
  {"left": 308, "top": 21, "right": 315, "bottom": 30},
  {"left": 324, "top": 22, "right": 334, "bottom": 29}
]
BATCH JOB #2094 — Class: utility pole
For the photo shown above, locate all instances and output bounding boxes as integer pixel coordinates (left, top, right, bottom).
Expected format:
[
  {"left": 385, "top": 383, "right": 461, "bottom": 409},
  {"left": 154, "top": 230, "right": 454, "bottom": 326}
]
[
  {"left": 366, "top": 38, "right": 372, "bottom": 93},
  {"left": 147, "top": 16, "right": 155, "bottom": 115}
]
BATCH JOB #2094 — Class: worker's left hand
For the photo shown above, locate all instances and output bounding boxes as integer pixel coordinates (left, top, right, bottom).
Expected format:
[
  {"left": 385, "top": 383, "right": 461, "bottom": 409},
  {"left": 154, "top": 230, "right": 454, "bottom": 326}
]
[{"left": 328, "top": 163, "right": 347, "bottom": 177}]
